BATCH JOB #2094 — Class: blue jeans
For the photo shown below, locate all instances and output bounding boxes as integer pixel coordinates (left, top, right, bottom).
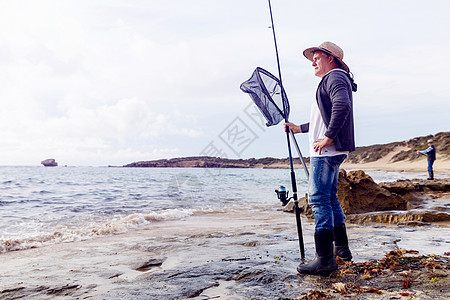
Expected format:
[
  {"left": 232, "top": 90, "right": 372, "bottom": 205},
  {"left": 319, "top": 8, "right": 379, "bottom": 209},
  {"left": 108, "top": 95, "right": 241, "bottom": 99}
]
[
  {"left": 427, "top": 160, "right": 434, "bottom": 172},
  {"left": 308, "top": 155, "right": 347, "bottom": 232}
]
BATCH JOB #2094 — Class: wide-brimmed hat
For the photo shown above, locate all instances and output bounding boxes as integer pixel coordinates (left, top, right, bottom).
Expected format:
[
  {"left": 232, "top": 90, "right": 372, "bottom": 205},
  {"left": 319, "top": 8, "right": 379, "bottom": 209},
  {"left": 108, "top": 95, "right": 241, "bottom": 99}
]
[
  {"left": 303, "top": 41, "right": 349, "bottom": 72},
  {"left": 427, "top": 139, "right": 433, "bottom": 143}
]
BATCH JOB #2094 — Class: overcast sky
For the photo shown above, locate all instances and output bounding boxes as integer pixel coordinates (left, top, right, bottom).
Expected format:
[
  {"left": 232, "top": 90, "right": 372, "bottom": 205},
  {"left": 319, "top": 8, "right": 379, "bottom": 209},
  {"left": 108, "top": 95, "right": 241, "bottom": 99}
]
[{"left": 1, "top": 0, "right": 449, "bottom": 166}]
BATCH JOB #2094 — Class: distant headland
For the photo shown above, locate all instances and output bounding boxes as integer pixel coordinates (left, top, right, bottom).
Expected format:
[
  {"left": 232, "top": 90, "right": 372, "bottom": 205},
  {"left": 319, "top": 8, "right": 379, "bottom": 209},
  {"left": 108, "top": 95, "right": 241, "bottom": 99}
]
[
  {"left": 123, "top": 132, "right": 450, "bottom": 172},
  {"left": 123, "top": 156, "right": 289, "bottom": 169}
]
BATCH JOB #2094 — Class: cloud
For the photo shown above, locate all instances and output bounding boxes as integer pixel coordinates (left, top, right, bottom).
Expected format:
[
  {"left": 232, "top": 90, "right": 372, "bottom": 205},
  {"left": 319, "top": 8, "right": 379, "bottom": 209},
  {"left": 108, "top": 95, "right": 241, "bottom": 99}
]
[{"left": 0, "top": 0, "right": 449, "bottom": 165}]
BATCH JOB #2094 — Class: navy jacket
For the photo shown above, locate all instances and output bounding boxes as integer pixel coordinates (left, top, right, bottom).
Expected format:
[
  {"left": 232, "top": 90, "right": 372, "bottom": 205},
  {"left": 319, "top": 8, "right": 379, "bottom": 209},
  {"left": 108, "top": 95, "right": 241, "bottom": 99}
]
[{"left": 300, "top": 70, "right": 357, "bottom": 152}]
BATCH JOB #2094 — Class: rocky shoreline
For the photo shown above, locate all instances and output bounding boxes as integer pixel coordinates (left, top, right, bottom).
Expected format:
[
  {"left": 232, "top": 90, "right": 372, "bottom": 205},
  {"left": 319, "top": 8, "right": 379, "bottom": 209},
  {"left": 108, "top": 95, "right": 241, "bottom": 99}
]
[{"left": 284, "top": 170, "right": 450, "bottom": 226}]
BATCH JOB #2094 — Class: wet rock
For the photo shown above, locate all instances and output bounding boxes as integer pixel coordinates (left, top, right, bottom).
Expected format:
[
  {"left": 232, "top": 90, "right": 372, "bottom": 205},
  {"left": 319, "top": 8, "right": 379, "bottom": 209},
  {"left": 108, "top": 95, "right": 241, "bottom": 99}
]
[
  {"left": 380, "top": 179, "right": 450, "bottom": 194},
  {"left": 338, "top": 170, "right": 408, "bottom": 214},
  {"left": 379, "top": 179, "right": 421, "bottom": 195},
  {"left": 0, "top": 284, "right": 81, "bottom": 299},
  {"left": 347, "top": 209, "right": 450, "bottom": 225},
  {"left": 282, "top": 198, "right": 308, "bottom": 214},
  {"left": 346, "top": 177, "right": 450, "bottom": 225},
  {"left": 46, "top": 284, "right": 80, "bottom": 296},
  {"left": 397, "top": 221, "right": 434, "bottom": 226},
  {"left": 0, "top": 287, "right": 25, "bottom": 294},
  {"left": 136, "top": 258, "right": 166, "bottom": 271},
  {"left": 233, "top": 269, "right": 266, "bottom": 282}
]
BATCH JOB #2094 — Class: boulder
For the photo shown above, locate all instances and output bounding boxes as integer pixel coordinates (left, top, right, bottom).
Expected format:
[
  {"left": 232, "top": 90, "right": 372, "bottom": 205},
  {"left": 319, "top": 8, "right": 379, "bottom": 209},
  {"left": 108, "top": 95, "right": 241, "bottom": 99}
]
[
  {"left": 41, "top": 158, "right": 58, "bottom": 167},
  {"left": 337, "top": 170, "right": 408, "bottom": 214},
  {"left": 285, "top": 170, "right": 408, "bottom": 216}
]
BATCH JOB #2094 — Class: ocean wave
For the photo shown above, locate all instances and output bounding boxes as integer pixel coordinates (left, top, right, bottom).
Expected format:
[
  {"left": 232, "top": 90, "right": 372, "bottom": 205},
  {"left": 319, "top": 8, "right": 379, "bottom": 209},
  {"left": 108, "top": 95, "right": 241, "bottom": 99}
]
[{"left": 0, "top": 208, "right": 217, "bottom": 253}]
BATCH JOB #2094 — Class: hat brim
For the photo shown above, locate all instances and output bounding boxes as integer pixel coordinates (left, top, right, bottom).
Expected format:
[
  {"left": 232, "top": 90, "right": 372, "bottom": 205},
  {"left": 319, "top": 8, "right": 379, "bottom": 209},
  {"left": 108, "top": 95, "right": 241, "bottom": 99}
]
[{"left": 303, "top": 47, "right": 349, "bottom": 73}]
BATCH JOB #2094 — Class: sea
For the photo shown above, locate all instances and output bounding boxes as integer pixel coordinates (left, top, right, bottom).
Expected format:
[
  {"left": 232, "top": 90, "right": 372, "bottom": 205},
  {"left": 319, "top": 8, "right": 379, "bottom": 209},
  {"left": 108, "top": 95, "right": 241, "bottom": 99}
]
[{"left": 0, "top": 166, "right": 435, "bottom": 253}]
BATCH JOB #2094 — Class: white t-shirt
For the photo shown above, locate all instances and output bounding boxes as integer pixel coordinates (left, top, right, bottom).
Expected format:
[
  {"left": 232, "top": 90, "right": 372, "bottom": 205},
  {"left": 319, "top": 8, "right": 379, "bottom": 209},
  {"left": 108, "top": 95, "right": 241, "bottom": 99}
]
[{"left": 308, "top": 70, "right": 349, "bottom": 158}]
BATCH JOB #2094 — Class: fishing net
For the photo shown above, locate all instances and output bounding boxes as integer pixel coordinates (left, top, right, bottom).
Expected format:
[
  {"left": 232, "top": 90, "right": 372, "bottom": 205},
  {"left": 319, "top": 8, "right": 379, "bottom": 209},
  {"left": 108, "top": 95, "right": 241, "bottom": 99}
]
[{"left": 240, "top": 67, "right": 290, "bottom": 126}]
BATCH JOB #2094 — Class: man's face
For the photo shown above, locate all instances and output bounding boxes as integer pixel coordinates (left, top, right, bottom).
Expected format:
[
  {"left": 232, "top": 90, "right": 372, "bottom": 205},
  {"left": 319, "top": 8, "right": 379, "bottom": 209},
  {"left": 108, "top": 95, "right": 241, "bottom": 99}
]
[{"left": 312, "top": 51, "right": 333, "bottom": 78}]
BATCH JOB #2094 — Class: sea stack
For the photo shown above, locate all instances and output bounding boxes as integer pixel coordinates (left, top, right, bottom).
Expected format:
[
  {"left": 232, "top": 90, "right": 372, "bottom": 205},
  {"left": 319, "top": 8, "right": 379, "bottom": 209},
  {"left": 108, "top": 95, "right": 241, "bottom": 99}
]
[{"left": 41, "top": 158, "right": 58, "bottom": 167}]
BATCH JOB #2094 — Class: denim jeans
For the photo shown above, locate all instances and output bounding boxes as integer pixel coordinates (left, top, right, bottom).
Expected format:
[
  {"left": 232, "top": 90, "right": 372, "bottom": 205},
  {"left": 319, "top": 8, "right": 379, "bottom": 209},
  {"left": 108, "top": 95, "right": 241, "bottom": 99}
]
[
  {"left": 308, "top": 154, "right": 347, "bottom": 232},
  {"left": 427, "top": 160, "right": 434, "bottom": 172}
]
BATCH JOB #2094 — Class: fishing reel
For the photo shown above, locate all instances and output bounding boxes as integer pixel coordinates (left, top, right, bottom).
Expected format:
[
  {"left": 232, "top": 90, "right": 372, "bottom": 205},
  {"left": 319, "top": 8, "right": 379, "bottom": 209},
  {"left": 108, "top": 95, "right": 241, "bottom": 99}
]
[{"left": 275, "top": 185, "right": 292, "bottom": 206}]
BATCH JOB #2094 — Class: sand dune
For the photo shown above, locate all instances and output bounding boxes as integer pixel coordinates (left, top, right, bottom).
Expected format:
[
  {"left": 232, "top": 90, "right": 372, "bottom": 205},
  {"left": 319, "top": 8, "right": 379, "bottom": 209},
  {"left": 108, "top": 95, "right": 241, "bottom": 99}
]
[{"left": 341, "top": 146, "right": 450, "bottom": 173}]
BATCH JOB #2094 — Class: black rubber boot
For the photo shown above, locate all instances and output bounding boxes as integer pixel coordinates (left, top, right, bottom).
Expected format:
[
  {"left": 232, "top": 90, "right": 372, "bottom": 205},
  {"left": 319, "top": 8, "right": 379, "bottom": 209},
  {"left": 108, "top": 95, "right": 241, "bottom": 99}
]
[
  {"left": 427, "top": 171, "right": 434, "bottom": 180},
  {"left": 333, "top": 224, "right": 352, "bottom": 261},
  {"left": 297, "top": 230, "right": 337, "bottom": 276}
]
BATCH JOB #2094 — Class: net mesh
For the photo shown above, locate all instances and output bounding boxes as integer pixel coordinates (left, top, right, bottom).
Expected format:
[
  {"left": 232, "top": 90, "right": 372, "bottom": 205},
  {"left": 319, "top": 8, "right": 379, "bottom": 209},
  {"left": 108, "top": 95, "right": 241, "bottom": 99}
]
[{"left": 240, "top": 67, "right": 290, "bottom": 126}]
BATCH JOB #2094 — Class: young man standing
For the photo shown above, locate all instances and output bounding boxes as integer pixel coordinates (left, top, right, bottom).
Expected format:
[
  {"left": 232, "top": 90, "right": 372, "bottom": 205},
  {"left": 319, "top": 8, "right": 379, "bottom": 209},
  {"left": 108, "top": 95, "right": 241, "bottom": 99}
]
[
  {"left": 285, "top": 41, "right": 357, "bottom": 275},
  {"left": 417, "top": 139, "right": 436, "bottom": 180}
]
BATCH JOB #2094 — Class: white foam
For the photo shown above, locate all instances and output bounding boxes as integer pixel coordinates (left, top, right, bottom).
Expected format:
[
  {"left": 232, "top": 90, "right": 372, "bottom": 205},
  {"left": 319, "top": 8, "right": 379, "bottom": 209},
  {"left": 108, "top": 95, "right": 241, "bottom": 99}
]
[{"left": 0, "top": 208, "right": 208, "bottom": 253}]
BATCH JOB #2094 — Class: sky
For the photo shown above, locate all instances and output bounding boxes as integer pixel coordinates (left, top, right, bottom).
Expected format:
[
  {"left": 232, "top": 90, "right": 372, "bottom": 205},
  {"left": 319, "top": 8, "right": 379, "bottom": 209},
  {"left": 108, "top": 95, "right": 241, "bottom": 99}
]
[{"left": 0, "top": 0, "right": 449, "bottom": 166}]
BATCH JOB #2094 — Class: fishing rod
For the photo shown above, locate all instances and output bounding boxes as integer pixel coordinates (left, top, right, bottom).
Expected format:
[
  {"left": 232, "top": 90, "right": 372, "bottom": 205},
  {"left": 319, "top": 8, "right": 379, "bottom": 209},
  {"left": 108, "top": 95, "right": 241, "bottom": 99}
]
[{"left": 267, "top": 0, "right": 305, "bottom": 260}]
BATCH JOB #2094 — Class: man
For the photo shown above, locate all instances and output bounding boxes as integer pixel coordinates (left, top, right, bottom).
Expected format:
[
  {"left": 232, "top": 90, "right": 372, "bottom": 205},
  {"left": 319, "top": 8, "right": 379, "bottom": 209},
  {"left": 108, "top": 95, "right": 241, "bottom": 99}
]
[
  {"left": 417, "top": 139, "right": 436, "bottom": 180},
  {"left": 285, "top": 41, "right": 357, "bottom": 276}
]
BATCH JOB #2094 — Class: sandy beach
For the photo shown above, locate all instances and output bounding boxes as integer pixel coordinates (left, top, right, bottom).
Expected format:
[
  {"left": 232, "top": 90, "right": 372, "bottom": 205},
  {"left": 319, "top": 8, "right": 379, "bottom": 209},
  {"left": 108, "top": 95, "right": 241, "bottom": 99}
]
[
  {"left": 342, "top": 150, "right": 450, "bottom": 173},
  {"left": 265, "top": 150, "right": 450, "bottom": 175}
]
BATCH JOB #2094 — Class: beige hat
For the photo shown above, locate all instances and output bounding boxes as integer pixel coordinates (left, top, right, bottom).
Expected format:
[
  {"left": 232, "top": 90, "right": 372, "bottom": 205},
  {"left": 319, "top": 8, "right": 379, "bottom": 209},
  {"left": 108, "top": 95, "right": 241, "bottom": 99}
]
[
  {"left": 427, "top": 139, "right": 433, "bottom": 143},
  {"left": 303, "top": 41, "right": 349, "bottom": 72}
]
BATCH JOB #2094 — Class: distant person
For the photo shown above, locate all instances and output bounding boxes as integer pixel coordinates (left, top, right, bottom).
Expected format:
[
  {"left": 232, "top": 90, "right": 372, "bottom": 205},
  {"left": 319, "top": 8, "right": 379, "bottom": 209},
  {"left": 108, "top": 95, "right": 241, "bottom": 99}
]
[
  {"left": 285, "top": 41, "right": 357, "bottom": 276},
  {"left": 417, "top": 139, "right": 436, "bottom": 180}
]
